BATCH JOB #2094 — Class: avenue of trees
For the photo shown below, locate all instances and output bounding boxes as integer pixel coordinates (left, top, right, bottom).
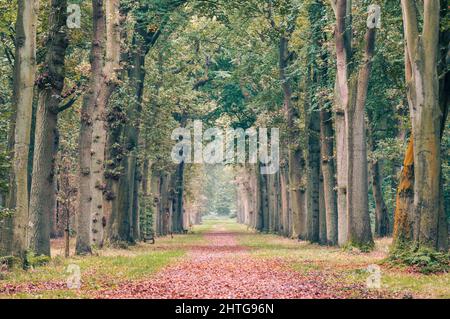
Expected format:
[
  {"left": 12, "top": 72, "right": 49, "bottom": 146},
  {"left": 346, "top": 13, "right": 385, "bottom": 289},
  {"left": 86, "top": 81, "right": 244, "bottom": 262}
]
[{"left": 0, "top": 0, "right": 448, "bottom": 269}]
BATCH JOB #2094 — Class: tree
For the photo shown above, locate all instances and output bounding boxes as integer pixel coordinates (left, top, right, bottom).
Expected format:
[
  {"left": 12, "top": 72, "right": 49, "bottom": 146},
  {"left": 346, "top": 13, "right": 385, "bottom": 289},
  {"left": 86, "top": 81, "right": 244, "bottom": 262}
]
[
  {"left": 393, "top": 0, "right": 448, "bottom": 251},
  {"left": 7, "top": 0, "right": 39, "bottom": 261},
  {"left": 29, "top": 0, "right": 68, "bottom": 256},
  {"left": 331, "top": 0, "right": 376, "bottom": 249},
  {"left": 90, "top": 0, "right": 122, "bottom": 247},
  {"left": 76, "top": 0, "right": 105, "bottom": 255}
]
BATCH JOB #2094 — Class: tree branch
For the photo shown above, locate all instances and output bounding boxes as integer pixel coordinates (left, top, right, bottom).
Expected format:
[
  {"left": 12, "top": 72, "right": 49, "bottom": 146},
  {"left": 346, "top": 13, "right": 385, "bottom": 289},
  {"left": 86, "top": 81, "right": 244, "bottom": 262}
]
[{"left": 401, "top": 0, "right": 420, "bottom": 64}]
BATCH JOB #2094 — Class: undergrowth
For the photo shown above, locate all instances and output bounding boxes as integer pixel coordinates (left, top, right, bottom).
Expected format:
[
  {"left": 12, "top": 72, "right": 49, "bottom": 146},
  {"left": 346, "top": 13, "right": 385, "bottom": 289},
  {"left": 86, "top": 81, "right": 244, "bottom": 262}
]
[{"left": 388, "top": 245, "right": 450, "bottom": 274}]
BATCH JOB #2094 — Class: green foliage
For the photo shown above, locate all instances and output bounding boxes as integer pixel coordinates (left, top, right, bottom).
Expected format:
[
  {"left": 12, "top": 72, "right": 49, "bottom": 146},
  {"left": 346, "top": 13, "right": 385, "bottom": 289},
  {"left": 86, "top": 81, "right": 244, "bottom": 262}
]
[
  {"left": 389, "top": 246, "right": 450, "bottom": 274},
  {"left": 25, "top": 251, "right": 51, "bottom": 268},
  {"left": 0, "top": 207, "right": 14, "bottom": 219},
  {"left": 139, "top": 195, "right": 154, "bottom": 239},
  {"left": 342, "top": 241, "right": 375, "bottom": 254},
  {"left": 203, "top": 165, "right": 236, "bottom": 216}
]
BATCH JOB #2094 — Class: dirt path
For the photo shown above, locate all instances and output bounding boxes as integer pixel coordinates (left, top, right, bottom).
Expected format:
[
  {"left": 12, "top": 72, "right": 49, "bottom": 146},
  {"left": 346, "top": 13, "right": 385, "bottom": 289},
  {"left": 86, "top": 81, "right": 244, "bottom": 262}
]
[{"left": 97, "top": 225, "right": 393, "bottom": 299}]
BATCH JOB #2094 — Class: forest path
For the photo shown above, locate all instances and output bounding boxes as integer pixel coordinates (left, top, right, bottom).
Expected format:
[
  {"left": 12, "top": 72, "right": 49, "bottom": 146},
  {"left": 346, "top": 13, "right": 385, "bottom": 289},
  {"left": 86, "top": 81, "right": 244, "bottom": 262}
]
[{"left": 97, "top": 220, "right": 393, "bottom": 299}]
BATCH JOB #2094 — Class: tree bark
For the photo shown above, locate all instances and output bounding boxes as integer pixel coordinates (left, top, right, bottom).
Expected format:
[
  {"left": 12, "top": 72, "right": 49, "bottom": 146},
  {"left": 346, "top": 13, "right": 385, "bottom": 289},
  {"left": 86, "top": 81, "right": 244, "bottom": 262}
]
[
  {"left": 90, "top": 0, "right": 122, "bottom": 248},
  {"left": 320, "top": 106, "right": 338, "bottom": 245},
  {"left": 280, "top": 163, "right": 290, "bottom": 237},
  {"left": 393, "top": 137, "right": 415, "bottom": 245},
  {"left": 112, "top": 21, "right": 148, "bottom": 243},
  {"left": 305, "top": 98, "right": 321, "bottom": 243},
  {"left": 331, "top": 0, "right": 351, "bottom": 246},
  {"left": 259, "top": 168, "right": 269, "bottom": 232},
  {"left": 319, "top": 169, "right": 327, "bottom": 244},
  {"left": 335, "top": 97, "right": 348, "bottom": 246},
  {"left": 172, "top": 162, "right": 185, "bottom": 233},
  {"left": 368, "top": 129, "right": 390, "bottom": 237},
  {"left": 393, "top": 0, "right": 446, "bottom": 251},
  {"left": 346, "top": 27, "right": 376, "bottom": 249},
  {"left": 76, "top": 0, "right": 105, "bottom": 255},
  {"left": 29, "top": 0, "right": 68, "bottom": 256},
  {"left": 278, "top": 35, "right": 305, "bottom": 239},
  {"left": 289, "top": 148, "right": 306, "bottom": 239},
  {"left": 8, "top": 0, "right": 39, "bottom": 260},
  {"left": 332, "top": 0, "right": 375, "bottom": 249}
]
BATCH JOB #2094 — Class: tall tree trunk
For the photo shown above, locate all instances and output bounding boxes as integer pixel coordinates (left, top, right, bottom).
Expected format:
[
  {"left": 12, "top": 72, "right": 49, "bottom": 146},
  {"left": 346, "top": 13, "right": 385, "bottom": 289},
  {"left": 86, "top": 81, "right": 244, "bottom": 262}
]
[
  {"left": 346, "top": 26, "right": 376, "bottom": 249},
  {"left": 319, "top": 169, "right": 327, "bottom": 244},
  {"left": 113, "top": 22, "right": 148, "bottom": 243},
  {"left": 104, "top": 105, "right": 125, "bottom": 242},
  {"left": 150, "top": 170, "right": 160, "bottom": 236},
  {"left": 305, "top": 98, "right": 321, "bottom": 243},
  {"left": 392, "top": 32, "right": 416, "bottom": 248},
  {"left": 267, "top": 173, "right": 275, "bottom": 232},
  {"left": 76, "top": 0, "right": 105, "bottom": 255},
  {"left": 393, "top": 137, "right": 415, "bottom": 245},
  {"left": 172, "top": 162, "right": 185, "bottom": 233},
  {"left": 437, "top": 11, "right": 449, "bottom": 251},
  {"left": 335, "top": 95, "right": 348, "bottom": 246},
  {"left": 320, "top": 106, "right": 338, "bottom": 245},
  {"left": 29, "top": 0, "right": 68, "bottom": 256},
  {"left": 368, "top": 128, "right": 390, "bottom": 237},
  {"left": 279, "top": 35, "right": 305, "bottom": 239},
  {"left": 8, "top": 0, "right": 39, "bottom": 260},
  {"left": 331, "top": 0, "right": 351, "bottom": 247},
  {"left": 394, "top": 0, "right": 446, "bottom": 250},
  {"left": 255, "top": 166, "right": 263, "bottom": 231},
  {"left": 160, "top": 173, "right": 171, "bottom": 236},
  {"left": 259, "top": 168, "right": 269, "bottom": 232},
  {"left": 280, "top": 163, "right": 290, "bottom": 237},
  {"left": 90, "top": 0, "right": 122, "bottom": 247},
  {"left": 289, "top": 148, "right": 306, "bottom": 239},
  {"left": 332, "top": 0, "right": 375, "bottom": 249}
]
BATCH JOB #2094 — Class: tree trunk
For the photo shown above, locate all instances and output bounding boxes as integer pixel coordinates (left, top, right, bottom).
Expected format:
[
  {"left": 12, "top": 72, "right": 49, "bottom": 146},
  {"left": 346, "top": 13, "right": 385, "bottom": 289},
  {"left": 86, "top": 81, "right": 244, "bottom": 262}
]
[
  {"left": 8, "top": 0, "right": 39, "bottom": 260},
  {"left": 332, "top": 0, "right": 375, "bottom": 249},
  {"left": 76, "top": 0, "right": 105, "bottom": 255},
  {"left": 319, "top": 169, "right": 327, "bottom": 244},
  {"left": 393, "top": 137, "right": 414, "bottom": 245},
  {"left": 394, "top": 0, "right": 445, "bottom": 250},
  {"left": 346, "top": 27, "right": 376, "bottom": 249},
  {"left": 368, "top": 129, "right": 390, "bottom": 237},
  {"left": 289, "top": 148, "right": 306, "bottom": 239},
  {"left": 305, "top": 95, "right": 321, "bottom": 243},
  {"left": 150, "top": 170, "right": 160, "bottom": 236},
  {"left": 90, "top": 0, "right": 122, "bottom": 248},
  {"left": 332, "top": 0, "right": 351, "bottom": 247},
  {"left": 335, "top": 101, "right": 348, "bottom": 246},
  {"left": 279, "top": 35, "right": 305, "bottom": 239},
  {"left": 29, "top": 0, "right": 68, "bottom": 256},
  {"left": 160, "top": 173, "right": 171, "bottom": 236},
  {"left": 320, "top": 105, "right": 338, "bottom": 245},
  {"left": 113, "top": 22, "right": 147, "bottom": 243},
  {"left": 171, "top": 162, "right": 185, "bottom": 233},
  {"left": 259, "top": 169, "right": 269, "bottom": 232},
  {"left": 280, "top": 163, "right": 290, "bottom": 237}
]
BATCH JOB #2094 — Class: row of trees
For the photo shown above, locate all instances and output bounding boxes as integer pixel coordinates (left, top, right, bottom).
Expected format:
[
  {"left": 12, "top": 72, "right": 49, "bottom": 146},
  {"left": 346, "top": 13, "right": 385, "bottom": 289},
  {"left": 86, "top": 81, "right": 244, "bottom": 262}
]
[
  {"left": 0, "top": 0, "right": 196, "bottom": 262},
  {"left": 0, "top": 0, "right": 448, "bottom": 266},
  {"left": 235, "top": 0, "right": 449, "bottom": 253}
]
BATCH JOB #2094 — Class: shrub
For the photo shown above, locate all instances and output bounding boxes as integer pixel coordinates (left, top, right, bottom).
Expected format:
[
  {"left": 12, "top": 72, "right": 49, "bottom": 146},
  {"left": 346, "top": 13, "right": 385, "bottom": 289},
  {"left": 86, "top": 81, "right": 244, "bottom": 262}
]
[{"left": 389, "top": 245, "right": 450, "bottom": 274}]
